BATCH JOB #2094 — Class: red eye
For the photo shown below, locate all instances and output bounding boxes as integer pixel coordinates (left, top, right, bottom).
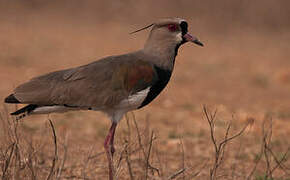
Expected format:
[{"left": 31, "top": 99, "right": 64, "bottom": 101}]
[{"left": 167, "top": 24, "right": 177, "bottom": 32}]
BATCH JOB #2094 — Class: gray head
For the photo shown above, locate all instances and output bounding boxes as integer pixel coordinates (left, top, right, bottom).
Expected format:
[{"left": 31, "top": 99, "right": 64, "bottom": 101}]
[
  {"left": 150, "top": 17, "right": 203, "bottom": 46},
  {"left": 132, "top": 17, "right": 203, "bottom": 53}
]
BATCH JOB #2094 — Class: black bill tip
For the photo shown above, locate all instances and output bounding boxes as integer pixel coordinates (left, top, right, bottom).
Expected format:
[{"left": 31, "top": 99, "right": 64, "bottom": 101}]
[{"left": 193, "top": 39, "right": 204, "bottom": 47}]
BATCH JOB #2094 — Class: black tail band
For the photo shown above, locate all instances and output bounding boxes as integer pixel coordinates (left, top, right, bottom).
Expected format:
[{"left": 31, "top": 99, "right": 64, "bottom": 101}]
[
  {"left": 4, "top": 94, "right": 20, "bottom": 104},
  {"left": 11, "top": 104, "right": 38, "bottom": 115}
]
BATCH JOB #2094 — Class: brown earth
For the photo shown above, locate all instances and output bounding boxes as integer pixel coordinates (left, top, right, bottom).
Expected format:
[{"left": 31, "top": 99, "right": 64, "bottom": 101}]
[{"left": 0, "top": 1, "right": 290, "bottom": 179}]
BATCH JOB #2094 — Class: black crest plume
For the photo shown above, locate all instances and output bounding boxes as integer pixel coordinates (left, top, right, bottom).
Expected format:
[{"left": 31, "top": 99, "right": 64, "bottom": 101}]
[{"left": 130, "top": 23, "right": 154, "bottom": 34}]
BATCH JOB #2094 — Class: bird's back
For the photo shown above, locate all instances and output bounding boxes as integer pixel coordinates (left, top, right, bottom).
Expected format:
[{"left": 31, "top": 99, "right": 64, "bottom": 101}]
[{"left": 7, "top": 51, "right": 161, "bottom": 110}]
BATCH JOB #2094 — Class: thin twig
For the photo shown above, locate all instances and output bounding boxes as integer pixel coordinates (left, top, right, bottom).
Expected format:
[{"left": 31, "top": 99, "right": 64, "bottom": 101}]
[
  {"left": 2, "top": 143, "right": 15, "bottom": 179},
  {"left": 46, "top": 118, "right": 58, "bottom": 180},
  {"left": 125, "top": 143, "right": 135, "bottom": 180},
  {"left": 82, "top": 145, "right": 95, "bottom": 180},
  {"left": 203, "top": 105, "right": 250, "bottom": 180},
  {"left": 167, "top": 168, "right": 186, "bottom": 180},
  {"left": 263, "top": 118, "right": 273, "bottom": 178},
  {"left": 154, "top": 144, "right": 164, "bottom": 177},
  {"left": 203, "top": 106, "right": 218, "bottom": 153},
  {"left": 179, "top": 137, "right": 185, "bottom": 180},
  {"left": 145, "top": 131, "right": 154, "bottom": 179},
  {"left": 268, "top": 146, "right": 290, "bottom": 175},
  {"left": 115, "top": 139, "right": 130, "bottom": 178},
  {"left": 88, "top": 152, "right": 105, "bottom": 160},
  {"left": 131, "top": 112, "right": 159, "bottom": 177},
  {"left": 132, "top": 112, "right": 146, "bottom": 157},
  {"left": 218, "top": 122, "right": 249, "bottom": 148},
  {"left": 56, "top": 132, "right": 68, "bottom": 180},
  {"left": 247, "top": 126, "right": 265, "bottom": 180},
  {"left": 27, "top": 151, "right": 36, "bottom": 180},
  {"left": 124, "top": 114, "right": 135, "bottom": 180},
  {"left": 188, "top": 160, "right": 210, "bottom": 179}
]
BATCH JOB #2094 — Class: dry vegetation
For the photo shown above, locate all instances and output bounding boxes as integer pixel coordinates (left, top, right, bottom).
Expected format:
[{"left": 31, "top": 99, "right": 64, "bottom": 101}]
[
  {"left": 1, "top": 0, "right": 290, "bottom": 179},
  {"left": 1, "top": 106, "right": 290, "bottom": 179}
]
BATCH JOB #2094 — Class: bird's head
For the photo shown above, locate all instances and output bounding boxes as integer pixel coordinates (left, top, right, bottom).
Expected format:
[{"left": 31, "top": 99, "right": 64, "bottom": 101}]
[
  {"left": 151, "top": 18, "right": 203, "bottom": 47},
  {"left": 132, "top": 17, "right": 203, "bottom": 52}
]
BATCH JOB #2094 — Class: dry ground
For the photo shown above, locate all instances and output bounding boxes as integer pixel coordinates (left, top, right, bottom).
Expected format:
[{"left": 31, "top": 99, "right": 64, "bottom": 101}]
[{"left": 0, "top": 1, "right": 290, "bottom": 179}]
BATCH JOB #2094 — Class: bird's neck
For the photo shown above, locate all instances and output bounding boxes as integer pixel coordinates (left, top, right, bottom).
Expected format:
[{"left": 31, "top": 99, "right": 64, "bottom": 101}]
[{"left": 143, "top": 40, "right": 180, "bottom": 71}]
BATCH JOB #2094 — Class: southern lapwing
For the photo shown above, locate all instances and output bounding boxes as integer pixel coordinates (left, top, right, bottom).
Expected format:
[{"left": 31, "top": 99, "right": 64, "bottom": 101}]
[{"left": 4, "top": 17, "right": 203, "bottom": 179}]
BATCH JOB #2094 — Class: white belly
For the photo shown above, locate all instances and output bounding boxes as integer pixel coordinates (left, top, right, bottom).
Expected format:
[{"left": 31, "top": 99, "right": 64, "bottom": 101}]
[{"left": 32, "top": 105, "right": 79, "bottom": 114}]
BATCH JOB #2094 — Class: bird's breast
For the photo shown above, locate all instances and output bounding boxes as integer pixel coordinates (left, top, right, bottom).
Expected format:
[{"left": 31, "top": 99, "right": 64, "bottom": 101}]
[{"left": 138, "top": 66, "right": 172, "bottom": 109}]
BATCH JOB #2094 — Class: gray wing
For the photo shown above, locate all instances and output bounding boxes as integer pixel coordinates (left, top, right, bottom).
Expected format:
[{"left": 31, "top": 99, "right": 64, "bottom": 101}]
[{"left": 13, "top": 54, "right": 157, "bottom": 108}]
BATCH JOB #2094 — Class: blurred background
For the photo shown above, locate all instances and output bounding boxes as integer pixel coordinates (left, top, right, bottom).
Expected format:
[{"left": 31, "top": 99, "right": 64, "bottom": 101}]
[
  {"left": 1, "top": 0, "right": 290, "bottom": 112},
  {"left": 0, "top": 0, "right": 290, "bottom": 179}
]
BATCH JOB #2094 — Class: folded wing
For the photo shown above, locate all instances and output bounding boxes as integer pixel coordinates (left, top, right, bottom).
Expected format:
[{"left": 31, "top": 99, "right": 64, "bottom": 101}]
[{"left": 10, "top": 55, "right": 158, "bottom": 109}]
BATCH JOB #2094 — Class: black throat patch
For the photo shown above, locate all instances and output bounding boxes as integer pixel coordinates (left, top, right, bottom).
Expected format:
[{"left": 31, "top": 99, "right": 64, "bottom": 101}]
[
  {"left": 175, "top": 21, "right": 188, "bottom": 57},
  {"left": 138, "top": 66, "right": 172, "bottom": 109}
]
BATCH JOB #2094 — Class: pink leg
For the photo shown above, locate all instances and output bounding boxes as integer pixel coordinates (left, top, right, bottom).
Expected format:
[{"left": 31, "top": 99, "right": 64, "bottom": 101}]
[{"left": 104, "top": 122, "right": 117, "bottom": 180}]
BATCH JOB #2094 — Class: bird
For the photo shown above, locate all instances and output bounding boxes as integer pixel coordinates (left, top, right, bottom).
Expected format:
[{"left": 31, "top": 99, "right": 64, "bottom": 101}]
[{"left": 4, "top": 17, "right": 203, "bottom": 179}]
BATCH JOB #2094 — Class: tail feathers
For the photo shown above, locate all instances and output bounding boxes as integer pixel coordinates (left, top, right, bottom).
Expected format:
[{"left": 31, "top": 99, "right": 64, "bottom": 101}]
[
  {"left": 11, "top": 104, "right": 38, "bottom": 120},
  {"left": 5, "top": 94, "right": 20, "bottom": 103},
  {"left": 11, "top": 104, "right": 38, "bottom": 115}
]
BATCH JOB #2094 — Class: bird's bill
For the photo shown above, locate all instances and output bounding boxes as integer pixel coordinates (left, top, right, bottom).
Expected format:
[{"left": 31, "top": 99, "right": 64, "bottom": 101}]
[{"left": 183, "top": 33, "right": 204, "bottom": 47}]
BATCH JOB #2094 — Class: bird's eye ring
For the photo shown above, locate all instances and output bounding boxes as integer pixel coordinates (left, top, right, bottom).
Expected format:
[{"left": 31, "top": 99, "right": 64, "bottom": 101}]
[{"left": 167, "top": 24, "right": 177, "bottom": 32}]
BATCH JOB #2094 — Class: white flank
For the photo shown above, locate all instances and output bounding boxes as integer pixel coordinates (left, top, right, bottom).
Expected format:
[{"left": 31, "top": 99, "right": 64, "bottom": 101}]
[
  {"left": 103, "top": 87, "right": 151, "bottom": 123},
  {"left": 117, "top": 87, "right": 151, "bottom": 110},
  {"left": 32, "top": 105, "right": 76, "bottom": 114}
]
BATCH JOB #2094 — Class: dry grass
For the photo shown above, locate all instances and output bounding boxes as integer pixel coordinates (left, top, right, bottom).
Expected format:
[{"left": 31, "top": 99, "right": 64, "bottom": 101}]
[{"left": 1, "top": 106, "right": 289, "bottom": 179}]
